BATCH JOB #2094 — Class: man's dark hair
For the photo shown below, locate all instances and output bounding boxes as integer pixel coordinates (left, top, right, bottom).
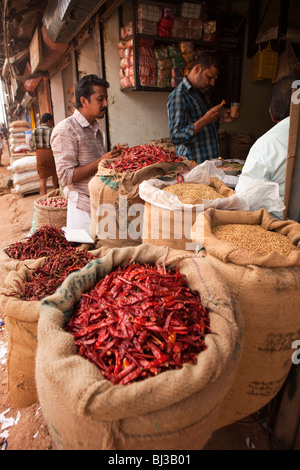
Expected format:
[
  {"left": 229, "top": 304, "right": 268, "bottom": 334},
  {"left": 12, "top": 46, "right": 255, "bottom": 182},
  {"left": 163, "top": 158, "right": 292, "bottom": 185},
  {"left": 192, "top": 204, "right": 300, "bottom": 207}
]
[
  {"left": 269, "top": 75, "right": 299, "bottom": 121},
  {"left": 193, "top": 51, "right": 222, "bottom": 71},
  {"left": 75, "top": 74, "right": 110, "bottom": 109},
  {"left": 41, "top": 113, "right": 53, "bottom": 124}
]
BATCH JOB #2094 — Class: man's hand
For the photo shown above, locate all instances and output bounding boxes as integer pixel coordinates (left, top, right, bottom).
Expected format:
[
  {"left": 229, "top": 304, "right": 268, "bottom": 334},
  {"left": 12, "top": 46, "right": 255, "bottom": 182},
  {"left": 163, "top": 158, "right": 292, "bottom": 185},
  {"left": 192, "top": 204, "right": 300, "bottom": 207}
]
[{"left": 221, "top": 108, "right": 240, "bottom": 124}]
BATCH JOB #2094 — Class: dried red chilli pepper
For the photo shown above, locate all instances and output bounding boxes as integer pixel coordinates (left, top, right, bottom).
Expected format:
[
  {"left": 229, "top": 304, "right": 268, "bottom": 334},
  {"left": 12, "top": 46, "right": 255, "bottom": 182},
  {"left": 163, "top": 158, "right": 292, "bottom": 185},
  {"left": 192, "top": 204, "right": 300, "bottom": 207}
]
[
  {"left": 3, "top": 248, "right": 95, "bottom": 301},
  {"left": 4, "top": 225, "right": 76, "bottom": 260},
  {"left": 66, "top": 262, "right": 210, "bottom": 386},
  {"left": 105, "top": 145, "right": 184, "bottom": 172}
]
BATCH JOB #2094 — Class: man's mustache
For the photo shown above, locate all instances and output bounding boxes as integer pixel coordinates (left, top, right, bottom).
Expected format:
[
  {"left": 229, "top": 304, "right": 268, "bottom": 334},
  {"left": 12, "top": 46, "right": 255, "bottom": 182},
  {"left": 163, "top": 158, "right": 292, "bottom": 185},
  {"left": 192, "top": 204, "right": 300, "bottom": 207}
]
[{"left": 100, "top": 107, "right": 108, "bottom": 112}]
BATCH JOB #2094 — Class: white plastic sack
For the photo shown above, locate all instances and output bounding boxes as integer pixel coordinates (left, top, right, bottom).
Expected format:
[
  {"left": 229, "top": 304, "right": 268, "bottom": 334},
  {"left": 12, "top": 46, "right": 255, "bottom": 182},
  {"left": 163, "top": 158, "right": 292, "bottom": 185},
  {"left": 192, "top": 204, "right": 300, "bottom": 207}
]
[
  {"left": 139, "top": 161, "right": 285, "bottom": 213},
  {"left": 8, "top": 155, "right": 37, "bottom": 173},
  {"left": 11, "top": 181, "right": 40, "bottom": 194},
  {"left": 13, "top": 170, "right": 39, "bottom": 185}
]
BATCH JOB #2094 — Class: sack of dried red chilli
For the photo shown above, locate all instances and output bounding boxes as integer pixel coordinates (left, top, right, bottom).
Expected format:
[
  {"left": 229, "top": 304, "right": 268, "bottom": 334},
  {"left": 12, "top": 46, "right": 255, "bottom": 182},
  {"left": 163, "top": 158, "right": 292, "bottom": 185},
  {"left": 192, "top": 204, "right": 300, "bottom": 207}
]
[
  {"left": 33, "top": 189, "right": 68, "bottom": 231},
  {"left": 88, "top": 145, "right": 195, "bottom": 249},
  {"left": 191, "top": 207, "right": 300, "bottom": 430},
  {"left": 1, "top": 225, "right": 77, "bottom": 271},
  {"left": 36, "top": 244, "right": 242, "bottom": 450},
  {"left": 0, "top": 247, "right": 95, "bottom": 408}
]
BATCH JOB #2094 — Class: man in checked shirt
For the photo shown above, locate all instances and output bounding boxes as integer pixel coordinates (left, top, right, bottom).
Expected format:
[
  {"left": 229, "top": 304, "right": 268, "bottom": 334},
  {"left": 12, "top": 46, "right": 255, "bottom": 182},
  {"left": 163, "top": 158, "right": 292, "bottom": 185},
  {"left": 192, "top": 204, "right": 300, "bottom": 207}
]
[
  {"left": 30, "top": 113, "right": 59, "bottom": 195},
  {"left": 167, "top": 51, "right": 237, "bottom": 164}
]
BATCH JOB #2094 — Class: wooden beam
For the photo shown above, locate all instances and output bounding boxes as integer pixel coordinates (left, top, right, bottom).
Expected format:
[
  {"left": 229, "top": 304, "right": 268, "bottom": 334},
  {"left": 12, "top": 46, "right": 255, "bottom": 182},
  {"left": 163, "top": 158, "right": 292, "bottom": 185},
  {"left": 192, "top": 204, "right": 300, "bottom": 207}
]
[
  {"left": 15, "top": 72, "right": 44, "bottom": 81},
  {"left": 283, "top": 85, "right": 300, "bottom": 222},
  {"left": 100, "top": 0, "right": 125, "bottom": 23}
]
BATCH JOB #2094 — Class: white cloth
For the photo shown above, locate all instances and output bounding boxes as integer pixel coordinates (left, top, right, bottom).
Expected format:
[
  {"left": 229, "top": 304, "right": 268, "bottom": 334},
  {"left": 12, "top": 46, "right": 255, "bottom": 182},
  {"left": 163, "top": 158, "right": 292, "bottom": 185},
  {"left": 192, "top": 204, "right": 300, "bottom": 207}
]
[
  {"left": 235, "top": 117, "right": 290, "bottom": 219},
  {"left": 65, "top": 190, "right": 91, "bottom": 235}
]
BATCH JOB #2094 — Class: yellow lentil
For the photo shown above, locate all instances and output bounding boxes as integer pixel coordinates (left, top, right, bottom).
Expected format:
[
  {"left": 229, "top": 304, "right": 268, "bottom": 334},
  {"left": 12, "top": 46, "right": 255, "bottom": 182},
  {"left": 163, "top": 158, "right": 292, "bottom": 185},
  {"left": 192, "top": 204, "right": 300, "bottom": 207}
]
[
  {"left": 162, "top": 183, "right": 226, "bottom": 204},
  {"left": 212, "top": 224, "right": 297, "bottom": 256}
]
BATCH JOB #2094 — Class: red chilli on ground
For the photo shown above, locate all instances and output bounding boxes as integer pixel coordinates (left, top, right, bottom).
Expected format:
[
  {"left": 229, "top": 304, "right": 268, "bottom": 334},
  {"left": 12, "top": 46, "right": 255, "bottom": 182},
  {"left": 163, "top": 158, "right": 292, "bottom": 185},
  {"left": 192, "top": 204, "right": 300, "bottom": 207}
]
[
  {"left": 66, "top": 262, "right": 211, "bottom": 385},
  {"left": 105, "top": 144, "right": 183, "bottom": 172}
]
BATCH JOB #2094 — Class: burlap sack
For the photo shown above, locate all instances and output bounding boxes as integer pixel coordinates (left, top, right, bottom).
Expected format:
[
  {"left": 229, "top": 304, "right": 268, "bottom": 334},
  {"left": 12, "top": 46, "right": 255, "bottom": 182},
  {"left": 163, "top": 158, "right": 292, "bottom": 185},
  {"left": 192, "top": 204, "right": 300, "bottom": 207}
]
[
  {"left": 191, "top": 208, "right": 300, "bottom": 428},
  {"left": 142, "top": 177, "right": 234, "bottom": 251},
  {"left": 0, "top": 246, "right": 108, "bottom": 408},
  {"left": 0, "top": 265, "right": 42, "bottom": 407},
  {"left": 33, "top": 189, "right": 67, "bottom": 230},
  {"left": 36, "top": 244, "right": 242, "bottom": 450},
  {"left": 228, "top": 132, "right": 255, "bottom": 159},
  {"left": 89, "top": 157, "right": 194, "bottom": 249}
]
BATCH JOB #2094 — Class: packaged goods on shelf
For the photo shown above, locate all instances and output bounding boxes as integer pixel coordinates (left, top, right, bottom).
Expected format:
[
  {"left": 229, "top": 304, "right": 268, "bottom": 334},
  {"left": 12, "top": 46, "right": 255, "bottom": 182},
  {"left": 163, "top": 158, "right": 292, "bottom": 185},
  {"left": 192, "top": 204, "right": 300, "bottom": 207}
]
[
  {"left": 138, "top": 3, "right": 162, "bottom": 22},
  {"left": 179, "top": 41, "right": 194, "bottom": 54},
  {"left": 203, "top": 21, "right": 216, "bottom": 42},
  {"left": 120, "top": 21, "right": 133, "bottom": 39},
  {"left": 181, "top": 2, "right": 202, "bottom": 19},
  {"left": 172, "top": 17, "right": 203, "bottom": 40},
  {"left": 138, "top": 19, "right": 158, "bottom": 35},
  {"left": 157, "top": 17, "right": 174, "bottom": 37},
  {"left": 154, "top": 47, "right": 169, "bottom": 60}
]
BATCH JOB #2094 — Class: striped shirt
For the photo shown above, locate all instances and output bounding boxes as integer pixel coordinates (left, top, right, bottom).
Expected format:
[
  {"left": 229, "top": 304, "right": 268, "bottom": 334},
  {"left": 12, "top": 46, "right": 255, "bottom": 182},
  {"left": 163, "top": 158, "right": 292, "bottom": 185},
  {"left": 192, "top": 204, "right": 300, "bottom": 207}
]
[
  {"left": 50, "top": 109, "right": 106, "bottom": 213},
  {"left": 29, "top": 124, "right": 52, "bottom": 149},
  {"left": 167, "top": 77, "right": 219, "bottom": 164}
]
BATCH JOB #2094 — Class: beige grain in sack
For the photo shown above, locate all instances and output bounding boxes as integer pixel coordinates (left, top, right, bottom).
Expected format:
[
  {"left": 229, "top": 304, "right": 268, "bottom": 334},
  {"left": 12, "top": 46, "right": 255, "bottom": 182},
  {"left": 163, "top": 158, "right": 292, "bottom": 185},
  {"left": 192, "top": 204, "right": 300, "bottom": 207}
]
[
  {"left": 36, "top": 244, "right": 242, "bottom": 450},
  {"left": 89, "top": 157, "right": 194, "bottom": 249},
  {"left": 191, "top": 208, "right": 300, "bottom": 428},
  {"left": 142, "top": 177, "right": 234, "bottom": 251}
]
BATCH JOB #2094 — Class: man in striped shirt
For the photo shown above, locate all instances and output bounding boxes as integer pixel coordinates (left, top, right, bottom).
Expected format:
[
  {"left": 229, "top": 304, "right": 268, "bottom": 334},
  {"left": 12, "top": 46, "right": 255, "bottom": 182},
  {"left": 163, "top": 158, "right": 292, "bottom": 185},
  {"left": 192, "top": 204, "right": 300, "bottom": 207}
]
[
  {"left": 51, "top": 74, "right": 121, "bottom": 234},
  {"left": 167, "top": 52, "right": 235, "bottom": 164}
]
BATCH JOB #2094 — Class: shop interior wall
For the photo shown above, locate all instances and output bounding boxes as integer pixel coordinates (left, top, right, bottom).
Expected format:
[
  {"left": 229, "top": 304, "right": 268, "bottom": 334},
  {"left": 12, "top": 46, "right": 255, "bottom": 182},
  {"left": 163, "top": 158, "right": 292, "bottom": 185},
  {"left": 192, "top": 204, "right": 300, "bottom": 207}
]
[
  {"left": 221, "top": 0, "right": 282, "bottom": 139},
  {"left": 103, "top": 1, "right": 280, "bottom": 148},
  {"left": 77, "top": 36, "right": 107, "bottom": 148},
  {"left": 103, "top": 9, "right": 171, "bottom": 148},
  {"left": 50, "top": 69, "right": 68, "bottom": 125}
]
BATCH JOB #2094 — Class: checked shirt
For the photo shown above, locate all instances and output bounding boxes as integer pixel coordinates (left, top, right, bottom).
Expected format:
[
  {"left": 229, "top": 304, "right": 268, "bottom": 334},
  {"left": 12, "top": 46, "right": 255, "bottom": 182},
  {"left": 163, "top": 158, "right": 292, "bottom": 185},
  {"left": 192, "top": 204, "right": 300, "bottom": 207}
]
[{"left": 167, "top": 77, "right": 220, "bottom": 164}]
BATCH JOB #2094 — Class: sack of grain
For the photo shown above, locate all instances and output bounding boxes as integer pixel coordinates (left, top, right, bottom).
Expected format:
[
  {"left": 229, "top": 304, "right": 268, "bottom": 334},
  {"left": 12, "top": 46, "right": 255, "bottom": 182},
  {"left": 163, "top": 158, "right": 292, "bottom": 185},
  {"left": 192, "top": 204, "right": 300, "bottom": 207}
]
[
  {"left": 139, "top": 161, "right": 284, "bottom": 251},
  {"left": 9, "top": 120, "right": 30, "bottom": 129},
  {"left": 34, "top": 189, "right": 67, "bottom": 230},
  {"left": 89, "top": 149, "right": 194, "bottom": 249},
  {"left": 191, "top": 208, "right": 300, "bottom": 428},
  {"left": 35, "top": 244, "right": 242, "bottom": 450}
]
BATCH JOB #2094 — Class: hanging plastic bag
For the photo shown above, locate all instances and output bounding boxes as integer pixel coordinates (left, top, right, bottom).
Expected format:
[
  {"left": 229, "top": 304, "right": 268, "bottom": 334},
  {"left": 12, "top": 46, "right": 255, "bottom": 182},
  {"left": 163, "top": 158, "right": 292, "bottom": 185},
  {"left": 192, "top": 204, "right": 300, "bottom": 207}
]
[{"left": 251, "top": 41, "right": 278, "bottom": 81}]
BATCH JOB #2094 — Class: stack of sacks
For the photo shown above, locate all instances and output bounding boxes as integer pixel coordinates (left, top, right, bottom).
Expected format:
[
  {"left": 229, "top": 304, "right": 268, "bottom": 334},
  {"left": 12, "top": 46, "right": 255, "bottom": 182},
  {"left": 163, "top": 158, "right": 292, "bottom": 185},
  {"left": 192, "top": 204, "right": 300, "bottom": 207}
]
[
  {"left": 8, "top": 155, "right": 40, "bottom": 195},
  {"left": 9, "top": 120, "right": 31, "bottom": 155}
]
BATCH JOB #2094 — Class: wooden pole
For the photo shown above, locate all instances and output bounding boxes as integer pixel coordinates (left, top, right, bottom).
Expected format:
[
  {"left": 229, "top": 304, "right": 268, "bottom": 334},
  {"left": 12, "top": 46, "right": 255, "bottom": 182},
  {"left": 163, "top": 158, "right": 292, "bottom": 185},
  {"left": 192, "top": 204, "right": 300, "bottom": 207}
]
[{"left": 283, "top": 85, "right": 300, "bottom": 222}]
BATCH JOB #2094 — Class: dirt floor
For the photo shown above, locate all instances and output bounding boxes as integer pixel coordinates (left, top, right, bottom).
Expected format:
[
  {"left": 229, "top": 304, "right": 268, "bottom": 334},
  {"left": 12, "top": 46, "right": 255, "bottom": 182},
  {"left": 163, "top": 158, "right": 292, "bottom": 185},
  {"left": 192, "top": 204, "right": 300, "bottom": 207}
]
[{"left": 0, "top": 143, "right": 272, "bottom": 451}]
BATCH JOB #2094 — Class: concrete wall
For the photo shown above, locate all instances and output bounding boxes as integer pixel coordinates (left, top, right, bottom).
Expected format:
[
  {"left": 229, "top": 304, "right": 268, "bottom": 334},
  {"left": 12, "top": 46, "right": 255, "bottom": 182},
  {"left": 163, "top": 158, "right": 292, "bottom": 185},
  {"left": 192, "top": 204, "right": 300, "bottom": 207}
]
[{"left": 103, "top": 9, "right": 171, "bottom": 148}]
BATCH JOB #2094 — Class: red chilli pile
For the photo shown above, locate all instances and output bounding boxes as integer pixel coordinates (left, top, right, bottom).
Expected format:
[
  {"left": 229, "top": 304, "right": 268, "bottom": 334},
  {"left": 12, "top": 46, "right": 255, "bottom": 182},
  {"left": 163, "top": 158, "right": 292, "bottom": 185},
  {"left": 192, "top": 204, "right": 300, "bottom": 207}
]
[
  {"left": 105, "top": 144, "right": 183, "bottom": 172},
  {"left": 5, "top": 248, "right": 96, "bottom": 301},
  {"left": 4, "top": 226, "right": 76, "bottom": 260},
  {"left": 66, "top": 262, "right": 210, "bottom": 385}
]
